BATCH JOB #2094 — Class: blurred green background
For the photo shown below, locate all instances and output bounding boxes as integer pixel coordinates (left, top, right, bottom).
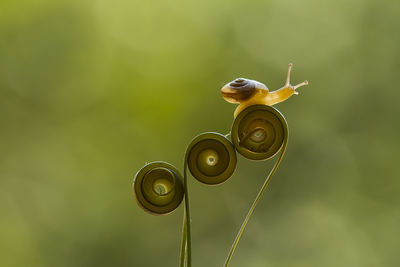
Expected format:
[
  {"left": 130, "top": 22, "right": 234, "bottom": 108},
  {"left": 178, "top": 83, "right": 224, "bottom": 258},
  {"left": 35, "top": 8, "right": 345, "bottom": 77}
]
[{"left": 1, "top": 0, "right": 399, "bottom": 266}]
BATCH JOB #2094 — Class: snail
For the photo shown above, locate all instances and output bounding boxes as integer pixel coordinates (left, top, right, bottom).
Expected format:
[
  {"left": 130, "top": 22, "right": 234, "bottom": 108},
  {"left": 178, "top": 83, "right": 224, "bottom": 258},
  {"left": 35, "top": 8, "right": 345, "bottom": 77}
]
[{"left": 221, "top": 63, "right": 308, "bottom": 117}]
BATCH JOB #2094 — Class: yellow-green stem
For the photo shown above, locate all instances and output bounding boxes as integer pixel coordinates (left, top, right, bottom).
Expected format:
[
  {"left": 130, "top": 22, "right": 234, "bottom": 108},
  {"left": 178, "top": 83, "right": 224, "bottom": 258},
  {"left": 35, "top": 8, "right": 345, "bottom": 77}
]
[
  {"left": 224, "top": 138, "right": 288, "bottom": 267},
  {"left": 183, "top": 157, "right": 192, "bottom": 266},
  {"left": 179, "top": 212, "right": 187, "bottom": 267}
]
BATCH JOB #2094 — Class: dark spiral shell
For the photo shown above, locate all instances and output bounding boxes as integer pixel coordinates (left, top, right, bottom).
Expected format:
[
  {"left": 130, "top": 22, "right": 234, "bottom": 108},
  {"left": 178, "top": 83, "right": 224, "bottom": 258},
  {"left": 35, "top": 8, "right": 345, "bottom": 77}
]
[
  {"left": 228, "top": 78, "right": 254, "bottom": 89},
  {"left": 231, "top": 105, "right": 288, "bottom": 161},
  {"left": 187, "top": 132, "right": 237, "bottom": 185},
  {"left": 221, "top": 78, "right": 256, "bottom": 102},
  {"left": 133, "top": 162, "right": 184, "bottom": 215}
]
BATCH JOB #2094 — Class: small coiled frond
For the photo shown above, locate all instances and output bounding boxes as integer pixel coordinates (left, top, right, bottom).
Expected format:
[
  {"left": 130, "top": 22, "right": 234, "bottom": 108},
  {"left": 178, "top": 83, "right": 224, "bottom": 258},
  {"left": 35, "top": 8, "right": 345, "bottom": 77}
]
[
  {"left": 187, "top": 132, "right": 237, "bottom": 185},
  {"left": 133, "top": 161, "right": 184, "bottom": 215},
  {"left": 231, "top": 105, "right": 288, "bottom": 161}
]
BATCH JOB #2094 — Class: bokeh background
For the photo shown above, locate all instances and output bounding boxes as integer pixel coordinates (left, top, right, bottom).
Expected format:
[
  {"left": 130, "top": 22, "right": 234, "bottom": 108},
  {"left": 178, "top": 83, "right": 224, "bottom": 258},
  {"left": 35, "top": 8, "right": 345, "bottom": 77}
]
[{"left": 1, "top": 0, "right": 399, "bottom": 266}]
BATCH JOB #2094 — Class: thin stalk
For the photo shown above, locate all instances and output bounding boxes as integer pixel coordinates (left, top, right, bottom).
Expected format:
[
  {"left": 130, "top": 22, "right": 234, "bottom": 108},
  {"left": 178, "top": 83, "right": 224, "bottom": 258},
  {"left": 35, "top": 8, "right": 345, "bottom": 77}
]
[
  {"left": 224, "top": 138, "right": 288, "bottom": 267},
  {"left": 179, "top": 212, "right": 187, "bottom": 267},
  {"left": 183, "top": 157, "right": 192, "bottom": 266}
]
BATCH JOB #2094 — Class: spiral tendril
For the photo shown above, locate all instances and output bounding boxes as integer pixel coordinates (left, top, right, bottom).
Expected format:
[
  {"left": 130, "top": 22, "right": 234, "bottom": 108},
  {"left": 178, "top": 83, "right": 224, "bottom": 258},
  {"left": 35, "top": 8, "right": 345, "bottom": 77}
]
[
  {"left": 231, "top": 105, "right": 288, "bottom": 161},
  {"left": 187, "top": 132, "right": 237, "bottom": 185},
  {"left": 133, "top": 162, "right": 184, "bottom": 215}
]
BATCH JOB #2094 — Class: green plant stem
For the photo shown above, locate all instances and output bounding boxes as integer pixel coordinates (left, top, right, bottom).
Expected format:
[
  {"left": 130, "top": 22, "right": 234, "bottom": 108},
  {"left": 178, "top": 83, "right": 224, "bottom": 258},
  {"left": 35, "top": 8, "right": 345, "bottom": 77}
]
[
  {"left": 179, "top": 212, "right": 187, "bottom": 267},
  {"left": 223, "top": 138, "right": 288, "bottom": 267},
  {"left": 183, "top": 157, "right": 192, "bottom": 266}
]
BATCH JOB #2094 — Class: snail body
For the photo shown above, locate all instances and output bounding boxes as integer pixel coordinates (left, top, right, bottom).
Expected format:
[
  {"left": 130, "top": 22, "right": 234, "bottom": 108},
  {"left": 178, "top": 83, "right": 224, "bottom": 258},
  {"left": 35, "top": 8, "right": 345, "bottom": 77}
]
[{"left": 221, "top": 63, "right": 308, "bottom": 117}]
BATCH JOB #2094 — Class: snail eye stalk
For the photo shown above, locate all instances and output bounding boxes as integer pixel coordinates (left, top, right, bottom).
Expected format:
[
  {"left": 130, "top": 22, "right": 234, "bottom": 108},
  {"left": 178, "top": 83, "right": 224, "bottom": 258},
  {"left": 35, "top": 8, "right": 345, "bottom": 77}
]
[
  {"left": 231, "top": 105, "right": 288, "bottom": 161},
  {"left": 133, "top": 162, "right": 184, "bottom": 215},
  {"left": 187, "top": 132, "right": 237, "bottom": 185}
]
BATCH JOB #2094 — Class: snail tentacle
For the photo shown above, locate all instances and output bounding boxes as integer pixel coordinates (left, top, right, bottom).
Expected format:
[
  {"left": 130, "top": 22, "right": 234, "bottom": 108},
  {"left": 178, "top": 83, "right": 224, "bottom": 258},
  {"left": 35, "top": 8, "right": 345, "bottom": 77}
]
[
  {"left": 294, "top": 80, "right": 309, "bottom": 90},
  {"left": 285, "top": 62, "right": 293, "bottom": 87},
  {"left": 274, "top": 63, "right": 309, "bottom": 97}
]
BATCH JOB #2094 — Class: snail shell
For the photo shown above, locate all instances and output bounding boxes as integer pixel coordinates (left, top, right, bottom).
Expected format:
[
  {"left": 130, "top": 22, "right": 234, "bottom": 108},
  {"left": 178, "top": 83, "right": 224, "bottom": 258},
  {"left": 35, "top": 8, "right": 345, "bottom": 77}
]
[
  {"left": 231, "top": 105, "right": 288, "bottom": 161},
  {"left": 187, "top": 132, "right": 237, "bottom": 185},
  {"left": 133, "top": 161, "right": 184, "bottom": 215},
  {"left": 221, "top": 78, "right": 268, "bottom": 104}
]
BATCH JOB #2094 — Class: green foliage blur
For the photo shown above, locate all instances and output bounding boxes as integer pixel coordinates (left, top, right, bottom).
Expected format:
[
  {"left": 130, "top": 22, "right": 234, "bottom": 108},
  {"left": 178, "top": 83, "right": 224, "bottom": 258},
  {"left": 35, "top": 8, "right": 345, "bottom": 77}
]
[{"left": 1, "top": 0, "right": 399, "bottom": 266}]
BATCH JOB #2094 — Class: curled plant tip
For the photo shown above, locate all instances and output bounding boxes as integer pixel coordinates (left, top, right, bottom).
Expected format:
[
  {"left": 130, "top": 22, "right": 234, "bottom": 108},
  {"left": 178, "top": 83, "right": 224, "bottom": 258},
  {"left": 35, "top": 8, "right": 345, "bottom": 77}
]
[
  {"left": 231, "top": 105, "right": 288, "bottom": 161},
  {"left": 133, "top": 161, "right": 184, "bottom": 215},
  {"left": 187, "top": 132, "right": 237, "bottom": 185}
]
